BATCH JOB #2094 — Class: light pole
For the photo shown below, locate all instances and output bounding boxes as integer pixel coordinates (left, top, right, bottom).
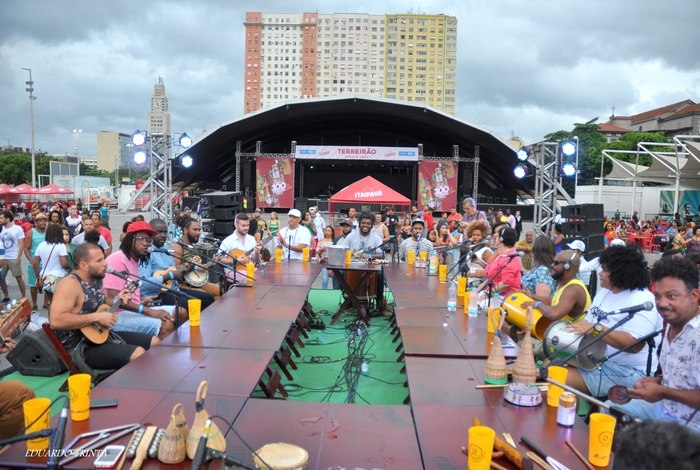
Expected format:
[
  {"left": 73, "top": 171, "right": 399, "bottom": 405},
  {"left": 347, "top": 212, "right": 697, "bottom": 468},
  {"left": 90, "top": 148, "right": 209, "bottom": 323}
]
[
  {"left": 22, "top": 67, "right": 36, "bottom": 187},
  {"left": 73, "top": 129, "right": 83, "bottom": 158}
]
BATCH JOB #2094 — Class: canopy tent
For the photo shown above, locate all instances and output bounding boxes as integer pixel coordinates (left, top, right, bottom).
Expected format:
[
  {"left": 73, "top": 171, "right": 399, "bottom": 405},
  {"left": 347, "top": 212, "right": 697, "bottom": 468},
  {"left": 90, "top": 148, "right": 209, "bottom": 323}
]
[
  {"left": 6, "top": 184, "right": 38, "bottom": 194},
  {"left": 37, "top": 184, "right": 73, "bottom": 195},
  {"left": 328, "top": 176, "right": 411, "bottom": 213}
]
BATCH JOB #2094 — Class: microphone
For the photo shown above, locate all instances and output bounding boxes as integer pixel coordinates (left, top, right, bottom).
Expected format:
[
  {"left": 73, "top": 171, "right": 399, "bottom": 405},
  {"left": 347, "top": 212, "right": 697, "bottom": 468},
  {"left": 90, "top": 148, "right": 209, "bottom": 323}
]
[
  {"left": 47, "top": 401, "right": 69, "bottom": 470},
  {"left": 608, "top": 301, "right": 654, "bottom": 316},
  {"left": 148, "top": 246, "right": 175, "bottom": 254},
  {"left": 105, "top": 266, "right": 130, "bottom": 281},
  {"left": 190, "top": 418, "right": 212, "bottom": 470},
  {"left": 176, "top": 240, "right": 195, "bottom": 250},
  {"left": 201, "top": 236, "right": 220, "bottom": 244}
]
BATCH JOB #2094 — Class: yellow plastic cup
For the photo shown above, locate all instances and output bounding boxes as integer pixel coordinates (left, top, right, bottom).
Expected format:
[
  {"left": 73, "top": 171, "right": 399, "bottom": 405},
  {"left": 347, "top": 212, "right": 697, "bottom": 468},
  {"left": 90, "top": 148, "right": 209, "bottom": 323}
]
[
  {"left": 407, "top": 250, "right": 415, "bottom": 266},
  {"left": 302, "top": 247, "right": 310, "bottom": 261},
  {"left": 546, "top": 366, "right": 569, "bottom": 407},
  {"left": 438, "top": 264, "right": 447, "bottom": 282},
  {"left": 246, "top": 262, "right": 255, "bottom": 285},
  {"left": 463, "top": 290, "right": 471, "bottom": 314},
  {"left": 419, "top": 251, "right": 428, "bottom": 264},
  {"left": 588, "top": 413, "right": 617, "bottom": 466},
  {"left": 67, "top": 373, "right": 92, "bottom": 421},
  {"left": 345, "top": 249, "right": 352, "bottom": 264},
  {"left": 188, "top": 298, "right": 202, "bottom": 327},
  {"left": 275, "top": 247, "right": 283, "bottom": 263},
  {"left": 468, "top": 425, "right": 495, "bottom": 470},
  {"left": 23, "top": 397, "right": 51, "bottom": 450},
  {"left": 457, "top": 276, "right": 467, "bottom": 297},
  {"left": 487, "top": 307, "right": 501, "bottom": 333}
]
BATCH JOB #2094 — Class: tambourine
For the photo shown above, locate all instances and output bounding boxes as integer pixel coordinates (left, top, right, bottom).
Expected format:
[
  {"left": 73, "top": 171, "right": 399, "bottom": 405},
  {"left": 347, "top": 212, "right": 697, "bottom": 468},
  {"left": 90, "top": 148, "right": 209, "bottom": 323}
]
[{"left": 504, "top": 382, "right": 543, "bottom": 407}]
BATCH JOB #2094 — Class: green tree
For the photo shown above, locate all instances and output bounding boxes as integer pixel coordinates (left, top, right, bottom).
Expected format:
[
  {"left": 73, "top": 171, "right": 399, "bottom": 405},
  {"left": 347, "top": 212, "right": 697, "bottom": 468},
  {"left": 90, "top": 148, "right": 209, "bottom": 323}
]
[
  {"left": 79, "top": 164, "right": 117, "bottom": 185},
  {"left": 543, "top": 122, "right": 606, "bottom": 192},
  {"left": 589, "top": 131, "right": 672, "bottom": 178},
  {"left": 0, "top": 152, "right": 60, "bottom": 185}
]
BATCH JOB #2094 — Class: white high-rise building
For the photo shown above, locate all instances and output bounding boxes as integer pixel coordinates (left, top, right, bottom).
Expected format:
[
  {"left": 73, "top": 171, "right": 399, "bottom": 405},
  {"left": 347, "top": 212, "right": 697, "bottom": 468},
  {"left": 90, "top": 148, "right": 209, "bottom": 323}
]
[{"left": 148, "top": 77, "right": 171, "bottom": 135}]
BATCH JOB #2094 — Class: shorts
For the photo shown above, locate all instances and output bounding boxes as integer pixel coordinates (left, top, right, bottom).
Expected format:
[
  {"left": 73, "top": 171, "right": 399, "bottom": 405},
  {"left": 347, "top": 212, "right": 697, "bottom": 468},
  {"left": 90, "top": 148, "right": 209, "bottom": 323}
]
[
  {"left": 112, "top": 305, "right": 177, "bottom": 336},
  {"left": 82, "top": 332, "right": 153, "bottom": 370},
  {"left": 579, "top": 362, "right": 647, "bottom": 398},
  {"left": 2, "top": 259, "right": 23, "bottom": 278}
]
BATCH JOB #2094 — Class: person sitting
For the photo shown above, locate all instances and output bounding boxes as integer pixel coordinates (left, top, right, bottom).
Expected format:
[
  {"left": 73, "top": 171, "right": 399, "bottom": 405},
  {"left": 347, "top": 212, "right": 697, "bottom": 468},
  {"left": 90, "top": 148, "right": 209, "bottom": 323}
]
[
  {"left": 398, "top": 219, "right": 433, "bottom": 261},
  {"left": 340, "top": 212, "right": 384, "bottom": 259},
  {"left": 277, "top": 209, "right": 312, "bottom": 260},
  {"left": 464, "top": 220, "right": 493, "bottom": 283},
  {"left": 0, "top": 339, "right": 36, "bottom": 439},
  {"left": 613, "top": 420, "right": 700, "bottom": 469},
  {"left": 476, "top": 227, "right": 522, "bottom": 297},
  {"left": 171, "top": 217, "right": 221, "bottom": 299},
  {"left": 49, "top": 243, "right": 157, "bottom": 374},
  {"left": 520, "top": 235, "right": 557, "bottom": 302},
  {"left": 217, "top": 213, "right": 260, "bottom": 285}
]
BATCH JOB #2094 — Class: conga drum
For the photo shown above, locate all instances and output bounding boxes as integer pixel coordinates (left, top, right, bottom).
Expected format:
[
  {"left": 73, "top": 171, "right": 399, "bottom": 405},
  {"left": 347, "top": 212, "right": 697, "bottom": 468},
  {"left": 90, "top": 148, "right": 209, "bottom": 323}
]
[
  {"left": 253, "top": 443, "right": 308, "bottom": 470},
  {"left": 542, "top": 321, "right": 607, "bottom": 370},
  {"left": 500, "top": 291, "right": 552, "bottom": 340},
  {"left": 345, "top": 270, "right": 377, "bottom": 300}
]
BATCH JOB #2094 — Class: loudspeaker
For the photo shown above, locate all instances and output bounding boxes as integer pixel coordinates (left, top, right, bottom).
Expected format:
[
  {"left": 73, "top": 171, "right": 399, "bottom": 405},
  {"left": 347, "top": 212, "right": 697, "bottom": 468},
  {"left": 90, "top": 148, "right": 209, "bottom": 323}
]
[
  {"left": 211, "top": 207, "right": 240, "bottom": 220},
  {"left": 214, "top": 221, "right": 234, "bottom": 235},
  {"left": 562, "top": 219, "right": 604, "bottom": 237},
  {"left": 6, "top": 330, "right": 67, "bottom": 377},
  {"left": 295, "top": 197, "right": 308, "bottom": 214},
  {"left": 204, "top": 191, "right": 242, "bottom": 207},
  {"left": 182, "top": 196, "right": 204, "bottom": 211},
  {"left": 562, "top": 204, "right": 604, "bottom": 220}
]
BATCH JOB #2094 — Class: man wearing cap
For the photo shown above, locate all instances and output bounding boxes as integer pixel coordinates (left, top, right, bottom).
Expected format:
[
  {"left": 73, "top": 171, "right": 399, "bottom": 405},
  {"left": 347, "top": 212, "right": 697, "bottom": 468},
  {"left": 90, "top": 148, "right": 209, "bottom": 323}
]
[
  {"left": 567, "top": 239, "right": 592, "bottom": 286},
  {"left": 278, "top": 209, "right": 312, "bottom": 260},
  {"left": 398, "top": 219, "right": 433, "bottom": 261},
  {"left": 218, "top": 212, "right": 260, "bottom": 283},
  {"left": 104, "top": 221, "right": 187, "bottom": 339},
  {"left": 330, "top": 219, "right": 354, "bottom": 289},
  {"left": 23, "top": 212, "right": 47, "bottom": 311}
]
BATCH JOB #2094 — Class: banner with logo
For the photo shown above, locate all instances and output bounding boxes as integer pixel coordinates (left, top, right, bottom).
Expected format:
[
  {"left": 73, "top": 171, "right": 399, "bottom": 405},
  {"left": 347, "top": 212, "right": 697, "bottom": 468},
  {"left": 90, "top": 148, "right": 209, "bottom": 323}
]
[
  {"left": 256, "top": 157, "right": 294, "bottom": 208},
  {"left": 417, "top": 160, "right": 457, "bottom": 211},
  {"left": 295, "top": 145, "right": 419, "bottom": 161}
]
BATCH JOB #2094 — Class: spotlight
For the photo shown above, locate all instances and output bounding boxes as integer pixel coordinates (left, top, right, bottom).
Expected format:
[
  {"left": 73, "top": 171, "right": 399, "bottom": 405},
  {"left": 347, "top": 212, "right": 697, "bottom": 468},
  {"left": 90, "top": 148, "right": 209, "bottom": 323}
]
[
  {"left": 133, "top": 150, "right": 147, "bottom": 165},
  {"left": 561, "top": 140, "right": 577, "bottom": 157},
  {"left": 560, "top": 138, "right": 578, "bottom": 177},
  {"left": 178, "top": 133, "right": 192, "bottom": 148},
  {"left": 561, "top": 162, "right": 577, "bottom": 177},
  {"left": 179, "top": 154, "right": 193, "bottom": 168},
  {"left": 513, "top": 164, "right": 528, "bottom": 179},
  {"left": 132, "top": 130, "right": 146, "bottom": 146},
  {"left": 517, "top": 149, "right": 528, "bottom": 162}
]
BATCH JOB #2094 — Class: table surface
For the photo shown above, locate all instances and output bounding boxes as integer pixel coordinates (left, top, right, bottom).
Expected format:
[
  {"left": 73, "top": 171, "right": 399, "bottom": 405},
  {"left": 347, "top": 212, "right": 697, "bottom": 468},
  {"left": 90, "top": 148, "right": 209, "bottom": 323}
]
[{"left": 2, "top": 260, "right": 607, "bottom": 469}]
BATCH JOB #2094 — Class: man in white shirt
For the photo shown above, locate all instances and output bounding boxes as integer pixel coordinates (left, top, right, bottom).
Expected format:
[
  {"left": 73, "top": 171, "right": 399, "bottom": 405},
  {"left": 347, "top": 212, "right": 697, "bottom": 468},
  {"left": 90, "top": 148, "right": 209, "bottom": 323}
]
[
  {"left": 0, "top": 210, "right": 26, "bottom": 301},
  {"left": 341, "top": 213, "right": 384, "bottom": 258},
  {"left": 277, "top": 209, "right": 312, "bottom": 260},
  {"left": 71, "top": 218, "right": 110, "bottom": 253},
  {"left": 309, "top": 206, "right": 326, "bottom": 242},
  {"left": 217, "top": 213, "right": 260, "bottom": 283}
]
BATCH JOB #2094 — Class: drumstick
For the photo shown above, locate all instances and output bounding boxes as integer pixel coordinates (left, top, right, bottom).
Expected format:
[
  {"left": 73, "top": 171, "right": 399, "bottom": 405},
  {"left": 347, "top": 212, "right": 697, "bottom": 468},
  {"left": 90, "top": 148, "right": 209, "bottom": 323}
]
[
  {"left": 525, "top": 451, "right": 554, "bottom": 470},
  {"left": 472, "top": 418, "right": 533, "bottom": 470},
  {"left": 565, "top": 440, "right": 595, "bottom": 470},
  {"left": 490, "top": 461, "right": 510, "bottom": 470}
]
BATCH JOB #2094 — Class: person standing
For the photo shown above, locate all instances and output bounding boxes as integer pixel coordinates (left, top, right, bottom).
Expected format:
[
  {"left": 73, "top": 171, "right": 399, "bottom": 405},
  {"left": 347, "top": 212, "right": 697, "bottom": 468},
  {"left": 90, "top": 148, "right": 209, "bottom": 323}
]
[
  {"left": 0, "top": 210, "right": 26, "bottom": 302},
  {"left": 461, "top": 197, "right": 490, "bottom": 234},
  {"left": 23, "top": 212, "right": 47, "bottom": 310},
  {"left": 91, "top": 211, "right": 113, "bottom": 255},
  {"left": 277, "top": 209, "right": 312, "bottom": 260},
  {"left": 100, "top": 201, "right": 110, "bottom": 229},
  {"left": 32, "top": 223, "right": 69, "bottom": 307},
  {"left": 514, "top": 210, "right": 523, "bottom": 240},
  {"left": 514, "top": 230, "right": 534, "bottom": 272},
  {"left": 310, "top": 206, "right": 326, "bottom": 243}
]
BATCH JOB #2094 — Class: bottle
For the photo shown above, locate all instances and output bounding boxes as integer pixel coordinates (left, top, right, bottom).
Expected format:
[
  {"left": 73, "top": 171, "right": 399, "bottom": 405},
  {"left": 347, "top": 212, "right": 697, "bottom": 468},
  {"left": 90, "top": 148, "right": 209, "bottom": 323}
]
[
  {"left": 557, "top": 392, "right": 577, "bottom": 427},
  {"left": 361, "top": 362, "right": 369, "bottom": 375},
  {"left": 468, "top": 289, "right": 478, "bottom": 317},
  {"left": 447, "top": 281, "right": 457, "bottom": 312}
]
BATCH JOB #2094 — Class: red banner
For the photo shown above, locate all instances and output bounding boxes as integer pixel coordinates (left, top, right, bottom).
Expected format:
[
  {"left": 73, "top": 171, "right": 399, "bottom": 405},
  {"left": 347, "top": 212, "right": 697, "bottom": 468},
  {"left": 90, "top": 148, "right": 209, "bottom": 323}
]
[
  {"left": 417, "top": 161, "right": 457, "bottom": 211},
  {"left": 256, "top": 157, "right": 294, "bottom": 208}
]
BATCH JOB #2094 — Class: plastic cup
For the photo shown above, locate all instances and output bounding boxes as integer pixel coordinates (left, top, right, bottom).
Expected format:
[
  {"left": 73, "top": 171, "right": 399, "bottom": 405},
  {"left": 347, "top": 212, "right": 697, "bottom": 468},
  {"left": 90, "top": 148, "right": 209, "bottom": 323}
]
[
  {"left": 468, "top": 425, "right": 495, "bottom": 470},
  {"left": 546, "top": 366, "right": 569, "bottom": 407},
  {"left": 406, "top": 250, "right": 415, "bottom": 266},
  {"left": 419, "top": 251, "right": 428, "bottom": 264},
  {"left": 588, "top": 413, "right": 616, "bottom": 466},
  {"left": 67, "top": 373, "right": 91, "bottom": 421},
  {"left": 345, "top": 249, "right": 352, "bottom": 264},
  {"left": 463, "top": 290, "right": 470, "bottom": 314},
  {"left": 438, "top": 264, "right": 447, "bottom": 282},
  {"left": 246, "top": 262, "right": 255, "bottom": 285},
  {"left": 487, "top": 307, "right": 501, "bottom": 333},
  {"left": 457, "top": 276, "right": 467, "bottom": 297},
  {"left": 302, "top": 247, "right": 310, "bottom": 261},
  {"left": 275, "top": 247, "right": 283, "bottom": 263},
  {"left": 188, "top": 298, "right": 202, "bottom": 327},
  {"left": 23, "top": 397, "right": 51, "bottom": 450}
]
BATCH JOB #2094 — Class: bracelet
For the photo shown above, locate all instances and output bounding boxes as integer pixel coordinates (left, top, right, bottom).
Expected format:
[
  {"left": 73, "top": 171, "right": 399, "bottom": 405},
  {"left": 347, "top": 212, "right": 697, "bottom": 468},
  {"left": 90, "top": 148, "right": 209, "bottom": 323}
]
[
  {"left": 169, "top": 271, "right": 175, "bottom": 280},
  {"left": 138, "top": 304, "right": 144, "bottom": 314},
  {"left": 534, "top": 301, "right": 542, "bottom": 309},
  {"left": 113, "top": 296, "right": 119, "bottom": 305}
]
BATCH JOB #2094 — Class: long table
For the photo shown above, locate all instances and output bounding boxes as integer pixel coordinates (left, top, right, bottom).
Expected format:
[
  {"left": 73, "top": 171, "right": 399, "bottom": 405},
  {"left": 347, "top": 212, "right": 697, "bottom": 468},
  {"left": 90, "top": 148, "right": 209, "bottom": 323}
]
[{"left": 1, "top": 261, "right": 606, "bottom": 469}]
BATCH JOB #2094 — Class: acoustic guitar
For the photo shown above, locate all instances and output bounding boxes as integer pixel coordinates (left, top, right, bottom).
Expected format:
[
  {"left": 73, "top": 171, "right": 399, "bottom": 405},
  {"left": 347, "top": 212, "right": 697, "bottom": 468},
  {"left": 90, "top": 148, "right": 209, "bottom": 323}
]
[
  {"left": 80, "top": 280, "right": 139, "bottom": 344},
  {"left": 152, "top": 267, "right": 178, "bottom": 288},
  {"left": 226, "top": 234, "right": 274, "bottom": 265}
]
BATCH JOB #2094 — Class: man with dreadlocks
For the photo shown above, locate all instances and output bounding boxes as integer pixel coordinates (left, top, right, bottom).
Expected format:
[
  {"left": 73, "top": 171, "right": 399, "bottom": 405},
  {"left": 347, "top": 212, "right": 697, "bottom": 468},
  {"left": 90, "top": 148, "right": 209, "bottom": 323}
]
[{"left": 104, "top": 221, "right": 187, "bottom": 339}]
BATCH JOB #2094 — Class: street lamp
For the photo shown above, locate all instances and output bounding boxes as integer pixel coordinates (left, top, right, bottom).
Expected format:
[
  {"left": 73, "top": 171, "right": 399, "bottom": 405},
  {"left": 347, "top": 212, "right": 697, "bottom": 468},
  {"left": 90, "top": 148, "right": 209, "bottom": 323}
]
[
  {"left": 22, "top": 67, "right": 36, "bottom": 187},
  {"left": 73, "top": 128, "right": 83, "bottom": 158}
]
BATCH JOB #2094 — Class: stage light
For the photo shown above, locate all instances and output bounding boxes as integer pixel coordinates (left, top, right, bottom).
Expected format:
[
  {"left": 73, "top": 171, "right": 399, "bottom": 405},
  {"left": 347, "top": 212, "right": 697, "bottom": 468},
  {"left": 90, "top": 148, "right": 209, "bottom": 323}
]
[
  {"left": 560, "top": 138, "right": 578, "bottom": 177},
  {"left": 132, "top": 130, "right": 146, "bottom": 146},
  {"left": 133, "top": 150, "right": 147, "bottom": 165},
  {"left": 561, "top": 139, "right": 577, "bottom": 157},
  {"left": 179, "top": 154, "right": 193, "bottom": 168},
  {"left": 178, "top": 133, "right": 192, "bottom": 149},
  {"left": 517, "top": 148, "right": 528, "bottom": 161},
  {"left": 513, "top": 164, "right": 528, "bottom": 179},
  {"left": 561, "top": 162, "right": 577, "bottom": 177}
]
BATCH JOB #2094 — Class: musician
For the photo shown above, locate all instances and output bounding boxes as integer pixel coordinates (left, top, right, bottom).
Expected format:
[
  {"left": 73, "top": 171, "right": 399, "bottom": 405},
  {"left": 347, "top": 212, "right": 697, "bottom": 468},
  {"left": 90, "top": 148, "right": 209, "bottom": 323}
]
[
  {"left": 564, "top": 245, "right": 662, "bottom": 397},
  {"left": 398, "top": 219, "right": 433, "bottom": 261},
  {"left": 341, "top": 212, "right": 384, "bottom": 257},
  {"left": 277, "top": 209, "right": 312, "bottom": 260},
  {"left": 217, "top": 212, "right": 260, "bottom": 283},
  {"left": 140, "top": 219, "right": 215, "bottom": 310},
  {"left": 609, "top": 256, "right": 700, "bottom": 431},
  {"left": 171, "top": 217, "right": 221, "bottom": 299},
  {"left": 0, "top": 339, "right": 36, "bottom": 439},
  {"left": 476, "top": 227, "right": 522, "bottom": 297},
  {"left": 50, "top": 243, "right": 156, "bottom": 372},
  {"left": 104, "top": 221, "right": 186, "bottom": 339}
]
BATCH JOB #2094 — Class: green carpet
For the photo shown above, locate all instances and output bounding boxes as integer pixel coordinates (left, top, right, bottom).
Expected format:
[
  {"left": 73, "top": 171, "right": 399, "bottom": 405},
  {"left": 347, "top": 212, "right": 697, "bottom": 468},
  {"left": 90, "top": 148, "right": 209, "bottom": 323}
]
[
  {"left": 1, "top": 370, "right": 69, "bottom": 416},
  {"left": 251, "top": 288, "right": 408, "bottom": 405}
]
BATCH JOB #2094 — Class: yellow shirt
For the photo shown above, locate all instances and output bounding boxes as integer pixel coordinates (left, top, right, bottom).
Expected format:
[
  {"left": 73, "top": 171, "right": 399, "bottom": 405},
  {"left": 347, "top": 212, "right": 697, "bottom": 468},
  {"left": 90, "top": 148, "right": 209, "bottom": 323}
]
[{"left": 551, "top": 278, "right": 591, "bottom": 322}]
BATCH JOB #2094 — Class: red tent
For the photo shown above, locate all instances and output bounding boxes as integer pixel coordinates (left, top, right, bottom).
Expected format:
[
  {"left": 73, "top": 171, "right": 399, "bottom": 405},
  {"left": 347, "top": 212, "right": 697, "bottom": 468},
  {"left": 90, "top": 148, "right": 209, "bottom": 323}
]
[
  {"left": 7, "top": 184, "right": 38, "bottom": 194},
  {"left": 38, "top": 184, "right": 74, "bottom": 194},
  {"left": 0, "top": 184, "right": 12, "bottom": 194},
  {"left": 329, "top": 176, "right": 410, "bottom": 213}
]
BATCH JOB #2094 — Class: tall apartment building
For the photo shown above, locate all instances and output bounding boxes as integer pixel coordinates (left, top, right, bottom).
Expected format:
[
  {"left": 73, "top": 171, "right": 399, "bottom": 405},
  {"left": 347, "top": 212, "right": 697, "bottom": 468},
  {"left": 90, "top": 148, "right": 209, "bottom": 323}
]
[
  {"left": 148, "top": 76, "right": 171, "bottom": 136},
  {"left": 243, "top": 12, "right": 457, "bottom": 115},
  {"left": 96, "top": 131, "right": 131, "bottom": 172}
]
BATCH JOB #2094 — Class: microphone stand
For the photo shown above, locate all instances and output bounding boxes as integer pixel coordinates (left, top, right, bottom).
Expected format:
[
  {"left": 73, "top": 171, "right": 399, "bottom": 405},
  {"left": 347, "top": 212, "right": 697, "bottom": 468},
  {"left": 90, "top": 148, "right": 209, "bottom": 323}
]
[
  {"left": 180, "top": 241, "right": 257, "bottom": 287},
  {"left": 108, "top": 269, "right": 195, "bottom": 301},
  {"left": 480, "top": 252, "right": 518, "bottom": 311},
  {"left": 207, "top": 449, "right": 257, "bottom": 470},
  {"left": 445, "top": 239, "right": 487, "bottom": 282}
]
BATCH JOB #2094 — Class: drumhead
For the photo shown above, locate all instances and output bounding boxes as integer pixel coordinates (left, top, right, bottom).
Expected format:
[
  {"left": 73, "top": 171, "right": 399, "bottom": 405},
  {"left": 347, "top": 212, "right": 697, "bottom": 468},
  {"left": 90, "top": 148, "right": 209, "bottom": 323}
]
[{"left": 253, "top": 442, "right": 308, "bottom": 470}]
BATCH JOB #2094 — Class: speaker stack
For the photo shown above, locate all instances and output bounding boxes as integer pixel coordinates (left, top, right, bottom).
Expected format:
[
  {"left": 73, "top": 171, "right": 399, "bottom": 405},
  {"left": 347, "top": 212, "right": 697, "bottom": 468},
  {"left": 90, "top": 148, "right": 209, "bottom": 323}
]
[
  {"left": 200, "top": 191, "right": 243, "bottom": 239},
  {"left": 561, "top": 204, "right": 605, "bottom": 258}
]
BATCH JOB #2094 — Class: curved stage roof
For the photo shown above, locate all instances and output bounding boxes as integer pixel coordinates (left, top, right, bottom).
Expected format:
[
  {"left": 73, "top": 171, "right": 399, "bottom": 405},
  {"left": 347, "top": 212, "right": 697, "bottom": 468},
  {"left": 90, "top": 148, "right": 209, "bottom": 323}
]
[{"left": 174, "top": 96, "right": 525, "bottom": 194}]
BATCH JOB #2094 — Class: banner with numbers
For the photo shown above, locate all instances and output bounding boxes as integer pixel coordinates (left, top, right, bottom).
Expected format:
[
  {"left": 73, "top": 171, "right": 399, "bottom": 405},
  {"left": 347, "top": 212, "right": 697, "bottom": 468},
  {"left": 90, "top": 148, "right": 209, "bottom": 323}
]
[
  {"left": 417, "top": 160, "right": 457, "bottom": 211},
  {"left": 256, "top": 157, "right": 294, "bottom": 208}
]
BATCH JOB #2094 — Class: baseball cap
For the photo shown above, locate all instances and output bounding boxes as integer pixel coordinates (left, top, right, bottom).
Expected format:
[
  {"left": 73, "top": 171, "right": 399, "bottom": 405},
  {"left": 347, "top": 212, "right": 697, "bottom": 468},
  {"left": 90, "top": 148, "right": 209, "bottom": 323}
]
[
  {"left": 411, "top": 218, "right": 425, "bottom": 227},
  {"left": 567, "top": 240, "right": 586, "bottom": 252},
  {"left": 610, "top": 238, "right": 626, "bottom": 247},
  {"left": 288, "top": 209, "right": 302, "bottom": 218},
  {"left": 339, "top": 218, "right": 352, "bottom": 226},
  {"left": 126, "top": 220, "right": 156, "bottom": 236},
  {"left": 34, "top": 213, "right": 47, "bottom": 220}
]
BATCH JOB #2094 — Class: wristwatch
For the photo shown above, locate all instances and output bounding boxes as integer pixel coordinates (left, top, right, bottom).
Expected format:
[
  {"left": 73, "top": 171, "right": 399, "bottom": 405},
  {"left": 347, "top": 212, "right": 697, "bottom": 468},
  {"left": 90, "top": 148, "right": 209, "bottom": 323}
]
[{"left": 592, "top": 323, "right": 604, "bottom": 337}]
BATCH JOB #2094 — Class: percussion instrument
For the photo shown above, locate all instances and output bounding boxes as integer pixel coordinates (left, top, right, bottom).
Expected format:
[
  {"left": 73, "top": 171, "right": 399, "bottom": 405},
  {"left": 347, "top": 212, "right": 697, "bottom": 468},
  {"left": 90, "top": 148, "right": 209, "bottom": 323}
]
[
  {"left": 253, "top": 442, "right": 309, "bottom": 470},
  {"left": 345, "top": 270, "right": 378, "bottom": 299},
  {"left": 504, "top": 382, "right": 543, "bottom": 407},
  {"left": 542, "top": 321, "right": 607, "bottom": 370},
  {"left": 184, "top": 255, "right": 209, "bottom": 287},
  {"left": 500, "top": 291, "right": 552, "bottom": 340},
  {"left": 0, "top": 298, "right": 31, "bottom": 340},
  {"left": 607, "top": 385, "right": 631, "bottom": 405}
]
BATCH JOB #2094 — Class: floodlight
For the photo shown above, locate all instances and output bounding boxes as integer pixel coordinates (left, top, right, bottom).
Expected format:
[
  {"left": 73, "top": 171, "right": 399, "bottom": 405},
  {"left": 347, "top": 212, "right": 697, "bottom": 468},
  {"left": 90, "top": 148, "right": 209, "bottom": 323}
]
[
  {"left": 517, "top": 148, "right": 528, "bottom": 161},
  {"left": 513, "top": 164, "right": 528, "bottom": 179},
  {"left": 133, "top": 150, "right": 147, "bottom": 165},
  {"left": 179, "top": 154, "right": 193, "bottom": 168},
  {"left": 132, "top": 130, "right": 146, "bottom": 146},
  {"left": 561, "top": 140, "right": 577, "bottom": 156},
  {"left": 178, "top": 133, "right": 192, "bottom": 148}
]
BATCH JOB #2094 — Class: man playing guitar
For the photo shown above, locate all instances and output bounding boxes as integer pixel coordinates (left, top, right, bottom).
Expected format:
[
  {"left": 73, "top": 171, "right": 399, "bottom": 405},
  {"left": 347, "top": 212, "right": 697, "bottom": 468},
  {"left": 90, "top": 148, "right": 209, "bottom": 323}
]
[
  {"left": 215, "top": 213, "right": 261, "bottom": 284},
  {"left": 171, "top": 217, "right": 221, "bottom": 299},
  {"left": 50, "top": 243, "right": 157, "bottom": 372}
]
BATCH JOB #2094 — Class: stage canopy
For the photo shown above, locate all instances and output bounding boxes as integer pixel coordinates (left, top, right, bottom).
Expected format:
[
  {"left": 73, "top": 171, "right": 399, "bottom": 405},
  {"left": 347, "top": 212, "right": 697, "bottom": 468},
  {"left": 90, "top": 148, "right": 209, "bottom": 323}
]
[
  {"left": 37, "top": 184, "right": 74, "bottom": 195},
  {"left": 329, "top": 176, "right": 410, "bottom": 211}
]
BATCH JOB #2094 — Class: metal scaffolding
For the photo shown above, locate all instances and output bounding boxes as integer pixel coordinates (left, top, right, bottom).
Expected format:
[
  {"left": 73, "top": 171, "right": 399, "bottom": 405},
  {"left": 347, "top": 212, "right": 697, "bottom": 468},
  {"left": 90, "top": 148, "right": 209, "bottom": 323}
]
[{"left": 530, "top": 141, "right": 575, "bottom": 235}]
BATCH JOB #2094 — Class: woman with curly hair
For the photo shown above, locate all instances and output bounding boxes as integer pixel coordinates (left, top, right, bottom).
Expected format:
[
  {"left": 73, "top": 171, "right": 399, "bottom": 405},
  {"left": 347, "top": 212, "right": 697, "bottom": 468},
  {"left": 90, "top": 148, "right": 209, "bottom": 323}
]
[{"left": 465, "top": 220, "right": 493, "bottom": 281}]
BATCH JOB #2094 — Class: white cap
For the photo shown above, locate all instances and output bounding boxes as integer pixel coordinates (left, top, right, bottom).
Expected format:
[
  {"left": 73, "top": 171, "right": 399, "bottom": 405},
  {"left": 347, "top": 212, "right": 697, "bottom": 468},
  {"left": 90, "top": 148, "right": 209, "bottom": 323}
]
[
  {"left": 288, "top": 209, "right": 302, "bottom": 218},
  {"left": 567, "top": 240, "right": 586, "bottom": 252},
  {"left": 610, "top": 238, "right": 626, "bottom": 247}
]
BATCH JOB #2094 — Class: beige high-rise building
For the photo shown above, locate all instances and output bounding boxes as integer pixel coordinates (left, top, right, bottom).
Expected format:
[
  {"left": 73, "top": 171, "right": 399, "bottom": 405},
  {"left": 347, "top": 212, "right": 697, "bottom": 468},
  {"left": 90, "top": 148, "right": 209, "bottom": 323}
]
[
  {"left": 243, "top": 12, "right": 457, "bottom": 114},
  {"left": 148, "top": 77, "right": 171, "bottom": 135},
  {"left": 96, "top": 131, "right": 131, "bottom": 172}
]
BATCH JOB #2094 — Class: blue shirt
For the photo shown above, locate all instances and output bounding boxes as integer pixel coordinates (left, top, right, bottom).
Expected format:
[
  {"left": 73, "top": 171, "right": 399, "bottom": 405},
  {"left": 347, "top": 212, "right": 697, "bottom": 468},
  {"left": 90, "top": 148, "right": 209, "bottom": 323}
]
[{"left": 139, "top": 250, "right": 178, "bottom": 297}]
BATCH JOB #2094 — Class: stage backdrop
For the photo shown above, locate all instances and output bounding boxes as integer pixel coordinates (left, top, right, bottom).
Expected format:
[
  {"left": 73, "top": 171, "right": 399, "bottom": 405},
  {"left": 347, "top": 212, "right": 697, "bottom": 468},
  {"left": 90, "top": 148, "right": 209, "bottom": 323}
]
[
  {"left": 418, "top": 160, "right": 458, "bottom": 211},
  {"left": 256, "top": 157, "right": 294, "bottom": 208}
]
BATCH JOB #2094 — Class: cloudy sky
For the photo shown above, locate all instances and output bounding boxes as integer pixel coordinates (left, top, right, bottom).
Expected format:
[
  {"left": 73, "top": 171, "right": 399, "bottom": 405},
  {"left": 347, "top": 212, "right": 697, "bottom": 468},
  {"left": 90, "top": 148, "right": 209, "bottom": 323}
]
[{"left": 1, "top": 0, "right": 699, "bottom": 158}]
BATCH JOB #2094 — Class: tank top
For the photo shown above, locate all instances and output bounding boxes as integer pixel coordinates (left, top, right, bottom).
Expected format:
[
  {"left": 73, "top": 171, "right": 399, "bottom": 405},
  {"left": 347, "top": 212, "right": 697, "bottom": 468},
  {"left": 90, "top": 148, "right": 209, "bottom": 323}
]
[
  {"left": 551, "top": 278, "right": 591, "bottom": 322},
  {"left": 29, "top": 228, "right": 46, "bottom": 256},
  {"left": 55, "top": 273, "right": 104, "bottom": 350}
]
